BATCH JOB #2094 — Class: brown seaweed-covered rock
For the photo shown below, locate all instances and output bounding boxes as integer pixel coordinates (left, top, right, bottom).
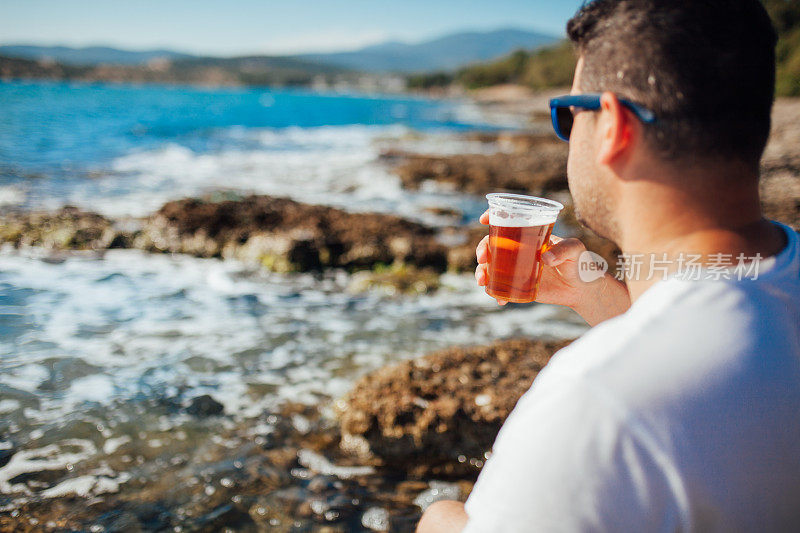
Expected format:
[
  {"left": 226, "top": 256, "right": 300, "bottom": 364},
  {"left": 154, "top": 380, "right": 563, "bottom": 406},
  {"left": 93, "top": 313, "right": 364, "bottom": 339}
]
[
  {"left": 761, "top": 172, "right": 800, "bottom": 231},
  {"left": 462, "top": 130, "right": 569, "bottom": 154},
  {"left": 338, "top": 338, "right": 572, "bottom": 478},
  {"left": 0, "top": 206, "right": 123, "bottom": 250},
  {"left": 759, "top": 99, "right": 800, "bottom": 231},
  {"left": 391, "top": 138, "right": 568, "bottom": 196},
  {"left": 136, "top": 195, "right": 450, "bottom": 273},
  {"left": 443, "top": 225, "right": 490, "bottom": 273}
]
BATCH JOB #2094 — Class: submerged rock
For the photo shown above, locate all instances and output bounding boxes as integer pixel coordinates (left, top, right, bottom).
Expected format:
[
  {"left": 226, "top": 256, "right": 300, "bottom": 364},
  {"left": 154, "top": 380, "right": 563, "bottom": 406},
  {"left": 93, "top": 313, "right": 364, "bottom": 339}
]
[
  {"left": 0, "top": 444, "right": 16, "bottom": 469},
  {"left": 338, "top": 338, "right": 571, "bottom": 478},
  {"left": 185, "top": 394, "right": 225, "bottom": 417}
]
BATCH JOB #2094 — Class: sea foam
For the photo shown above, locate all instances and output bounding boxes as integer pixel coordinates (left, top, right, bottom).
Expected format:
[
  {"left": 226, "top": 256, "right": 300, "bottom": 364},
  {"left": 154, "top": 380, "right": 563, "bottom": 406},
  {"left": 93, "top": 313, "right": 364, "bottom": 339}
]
[{"left": 43, "top": 125, "right": 488, "bottom": 226}]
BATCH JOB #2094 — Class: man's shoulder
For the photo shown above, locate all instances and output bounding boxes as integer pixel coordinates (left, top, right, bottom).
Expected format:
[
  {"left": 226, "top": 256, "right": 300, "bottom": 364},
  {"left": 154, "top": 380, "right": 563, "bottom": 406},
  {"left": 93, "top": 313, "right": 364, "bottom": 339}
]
[
  {"left": 530, "top": 275, "right": 800, "bottom": 430},
  {"left": 542, "top": 278, "right": 696, "bottom": 378},
  {"left": 549, "top": 273, "right": 799, "bottom": 380}
]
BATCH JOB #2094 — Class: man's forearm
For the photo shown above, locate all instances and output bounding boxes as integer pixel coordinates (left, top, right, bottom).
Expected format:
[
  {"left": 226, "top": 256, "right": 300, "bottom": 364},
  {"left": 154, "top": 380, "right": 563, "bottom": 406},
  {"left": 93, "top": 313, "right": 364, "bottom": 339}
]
[
  {"left": 416, "top": 501, "right": 468, "bottom": 533},
  {"left": 571, "top": 273, "right": 631, "bottom": 326}
]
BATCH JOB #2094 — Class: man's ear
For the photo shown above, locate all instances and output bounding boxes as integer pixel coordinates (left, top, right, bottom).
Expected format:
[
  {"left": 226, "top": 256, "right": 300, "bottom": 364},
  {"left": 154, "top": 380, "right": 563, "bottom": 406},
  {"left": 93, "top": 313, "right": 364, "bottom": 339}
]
[{"left": 596, "top": 91, "right": 636, "bottom": 167}]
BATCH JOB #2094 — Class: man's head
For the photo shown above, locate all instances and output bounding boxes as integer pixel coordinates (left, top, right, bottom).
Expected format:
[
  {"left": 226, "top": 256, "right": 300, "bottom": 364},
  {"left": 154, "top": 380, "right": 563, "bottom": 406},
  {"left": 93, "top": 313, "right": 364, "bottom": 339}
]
[{"left": 563, "top": 0, "right": 777, "bottom": 241}]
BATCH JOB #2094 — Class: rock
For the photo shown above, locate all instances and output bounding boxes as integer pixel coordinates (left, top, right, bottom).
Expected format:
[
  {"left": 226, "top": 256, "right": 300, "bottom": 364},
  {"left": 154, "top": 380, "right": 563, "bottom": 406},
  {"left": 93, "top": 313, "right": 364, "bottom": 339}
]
[
  {"left": 191, "top": 503, "right": 254, "bottom": 532},
  {"left": 139, "top": 195, "right": 450, "bottom": 273},
  {"left": 0, "top": 442, "right": 16, "bottom": 469},
  {"left": 444, "top": 225, "right": 489, "bottom": 273},
  {"left": 0, "top": 196, "right": 460, "bottom": 281},
  {"left": 0, "top": 206, "right": 116, "bottom": 250},
  {"left": 421, "top": 206, "right": 462, "bottom": 219},
  {"left": 391, "top": 138, "right": 568, "bottom": 197},
  {"left": 755, "top": 99, "right": 800, "bottom": 232},
  {"left": 307, "top": 474, "right": 341, "bottom": 493},
  {"left": 95, "top": 511, "right": 144, "bottom": 532},
  {"left": 761, "top": 171, "right": 800, "bottom": 231},
  {"left": 347, "top": 263, "right": 440, "bottom": 295},
  {"left": 338, "top": 338, "right": 571, "bottom": 477},
  {"left": 185, "top": 394, "right": 225, "bottom": 417}
]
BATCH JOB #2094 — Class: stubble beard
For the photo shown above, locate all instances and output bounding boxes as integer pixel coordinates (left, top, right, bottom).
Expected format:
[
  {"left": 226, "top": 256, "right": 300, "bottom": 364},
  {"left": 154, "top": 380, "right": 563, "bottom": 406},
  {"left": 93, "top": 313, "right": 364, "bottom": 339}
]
[{"left": 571, "top": 181, "right": 619, "bottom": 243}]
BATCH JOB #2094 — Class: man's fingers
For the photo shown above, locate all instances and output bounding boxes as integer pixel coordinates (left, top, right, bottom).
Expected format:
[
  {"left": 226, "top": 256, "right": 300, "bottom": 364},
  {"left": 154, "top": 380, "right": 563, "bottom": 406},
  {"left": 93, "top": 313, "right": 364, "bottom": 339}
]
[
  {"left": 474, "top": 263, "right": 487, "bottom": 286},
  {"left": 541, "top": 237, "right": 586, "bottom": 266},
  {"left": 476, "top": 235, "right": 489, "bottom": 263},
  {"left": 479, "top": 210, "right": 490, "bottom": 225},
  {"left": 474, "top": 261, "right": 507, "bottom": 305}
]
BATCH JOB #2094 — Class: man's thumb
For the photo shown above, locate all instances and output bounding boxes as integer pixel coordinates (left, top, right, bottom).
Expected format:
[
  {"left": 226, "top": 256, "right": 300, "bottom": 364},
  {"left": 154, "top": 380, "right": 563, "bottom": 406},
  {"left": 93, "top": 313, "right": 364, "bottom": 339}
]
[{"left": 541, "top": 238, "right": 585, "bottom": 266}]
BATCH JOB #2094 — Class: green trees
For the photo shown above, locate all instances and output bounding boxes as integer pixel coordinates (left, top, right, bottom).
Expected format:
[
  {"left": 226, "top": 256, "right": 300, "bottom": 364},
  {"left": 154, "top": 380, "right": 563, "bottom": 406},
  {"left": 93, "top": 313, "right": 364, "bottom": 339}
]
[{"left": 765, "top": 0, "right": 800, "bottom": 95}]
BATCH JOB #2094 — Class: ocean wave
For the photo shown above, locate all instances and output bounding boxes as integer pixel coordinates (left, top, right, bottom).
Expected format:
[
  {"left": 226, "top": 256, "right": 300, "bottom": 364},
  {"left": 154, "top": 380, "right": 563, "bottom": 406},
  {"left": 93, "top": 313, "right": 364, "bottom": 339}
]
[
  {"left": 46, "top": 124, "right": 489, "bottom": 225},
  {"left": 0, "top": 249, "right": 586, "bottom": 428},
  {"left": 0, "top": 186, "right": 26, "bottom": 207}
]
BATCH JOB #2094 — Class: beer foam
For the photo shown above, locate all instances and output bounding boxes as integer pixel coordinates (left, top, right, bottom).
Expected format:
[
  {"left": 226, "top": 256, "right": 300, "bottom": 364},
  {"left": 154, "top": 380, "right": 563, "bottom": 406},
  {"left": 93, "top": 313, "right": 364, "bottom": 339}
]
[{"left": 489, "top": 210, "right": 557, "bottom": 227}]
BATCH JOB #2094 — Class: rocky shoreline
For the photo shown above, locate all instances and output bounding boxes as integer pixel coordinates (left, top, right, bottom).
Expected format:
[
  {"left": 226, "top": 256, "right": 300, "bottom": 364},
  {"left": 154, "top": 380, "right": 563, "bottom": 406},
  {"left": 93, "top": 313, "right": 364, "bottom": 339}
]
[
  {"left": 384, "top": 132, "right": 568, "bottom": 196},
  {"left": 0, "top": 197, "right": 462, "bottom": 298},
  {"left": 0, "top": 339, "right": 565, "bottom": 532},
  {"left": 339, "top": 338, "right": 570, "bottom": 479},
  {"left": 1, "top": 94, "right": 799, "bottom": 531}
]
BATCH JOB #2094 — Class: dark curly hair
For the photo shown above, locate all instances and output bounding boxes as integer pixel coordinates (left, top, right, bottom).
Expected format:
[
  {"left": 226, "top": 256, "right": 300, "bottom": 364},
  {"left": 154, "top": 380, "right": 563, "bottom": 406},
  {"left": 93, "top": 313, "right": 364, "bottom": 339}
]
[{"left": 567, "top": 0, "right": 777, "bottom": 168}]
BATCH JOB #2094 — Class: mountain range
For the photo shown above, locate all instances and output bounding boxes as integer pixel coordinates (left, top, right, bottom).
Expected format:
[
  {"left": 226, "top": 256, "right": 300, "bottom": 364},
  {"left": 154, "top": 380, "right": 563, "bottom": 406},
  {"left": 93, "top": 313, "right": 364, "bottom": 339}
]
[
  {"left": 297, "top": 28, "right": 558, "bottom": 72},
  {"left": 0, "top": 45, "right": 194, "bottom": 66},
  {"left": 0, "top": 28, "right": 559, "bottom": 73}
]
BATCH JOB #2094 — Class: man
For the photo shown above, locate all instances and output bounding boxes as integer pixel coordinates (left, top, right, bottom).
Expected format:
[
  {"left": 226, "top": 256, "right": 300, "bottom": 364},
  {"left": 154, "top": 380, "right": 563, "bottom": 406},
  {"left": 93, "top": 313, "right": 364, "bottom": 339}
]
[{"left": 417, "top": 0, "right": 800, "bottom": 531}]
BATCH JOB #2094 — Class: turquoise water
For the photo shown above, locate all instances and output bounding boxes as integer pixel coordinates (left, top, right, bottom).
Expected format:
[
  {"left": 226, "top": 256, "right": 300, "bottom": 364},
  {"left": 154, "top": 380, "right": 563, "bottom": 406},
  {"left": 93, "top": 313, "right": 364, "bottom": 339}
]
[
  {"left": 0, "top": 81, "right": 504, "bottom": 219},
  {"left": 0, "top": 81, "right": 486, "bottom": 174}
]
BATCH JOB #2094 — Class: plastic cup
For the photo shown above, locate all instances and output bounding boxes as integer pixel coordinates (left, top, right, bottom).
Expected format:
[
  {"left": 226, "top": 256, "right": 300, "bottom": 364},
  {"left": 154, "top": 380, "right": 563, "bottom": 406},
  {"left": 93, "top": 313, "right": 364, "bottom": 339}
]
[{"left": 485, "top": 193, "right": 564, "bottom": 303}]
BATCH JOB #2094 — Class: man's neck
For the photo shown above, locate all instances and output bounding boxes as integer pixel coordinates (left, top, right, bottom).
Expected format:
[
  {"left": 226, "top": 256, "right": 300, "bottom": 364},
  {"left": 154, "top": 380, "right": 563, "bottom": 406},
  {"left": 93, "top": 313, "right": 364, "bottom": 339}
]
[{"left": 615, "top": 171, "right": 787, "bottom": 303}]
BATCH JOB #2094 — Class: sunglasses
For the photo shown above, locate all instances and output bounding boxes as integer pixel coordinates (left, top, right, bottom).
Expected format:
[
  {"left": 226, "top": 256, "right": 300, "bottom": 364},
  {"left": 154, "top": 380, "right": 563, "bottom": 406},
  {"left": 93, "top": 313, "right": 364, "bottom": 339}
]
[{"left": 549, "top": 94, "right": 657, "bottom": 142}]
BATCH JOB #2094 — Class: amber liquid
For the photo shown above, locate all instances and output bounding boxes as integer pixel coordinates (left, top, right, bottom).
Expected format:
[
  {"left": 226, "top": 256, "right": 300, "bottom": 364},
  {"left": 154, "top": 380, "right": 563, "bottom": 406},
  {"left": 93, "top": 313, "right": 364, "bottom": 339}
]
[{"left": 485, "top": 222, "right": 554, "bottom": 303}]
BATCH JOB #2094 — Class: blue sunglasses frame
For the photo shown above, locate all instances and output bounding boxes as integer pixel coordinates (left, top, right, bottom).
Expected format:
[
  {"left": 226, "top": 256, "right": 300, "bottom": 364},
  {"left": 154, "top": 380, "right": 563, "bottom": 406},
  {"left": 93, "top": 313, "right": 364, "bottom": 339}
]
[{"left": 549, "top": 94, "right": 657, "bottom": 142}]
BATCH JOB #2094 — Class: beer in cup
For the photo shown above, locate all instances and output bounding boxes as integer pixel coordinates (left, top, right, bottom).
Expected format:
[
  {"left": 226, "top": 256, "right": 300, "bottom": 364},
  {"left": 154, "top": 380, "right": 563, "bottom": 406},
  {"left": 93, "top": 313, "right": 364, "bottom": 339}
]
[{"left": 485, "top": 193, "right": 564, "bottom": 303}]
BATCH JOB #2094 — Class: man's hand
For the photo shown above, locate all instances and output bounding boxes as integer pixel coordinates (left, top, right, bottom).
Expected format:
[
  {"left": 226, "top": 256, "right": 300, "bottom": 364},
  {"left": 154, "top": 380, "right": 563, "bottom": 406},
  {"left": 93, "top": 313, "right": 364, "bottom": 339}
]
[
  {"left": 475, "top": 210, "right": 631, "bottom": 326},
  {"left": 416, "top": 501, "right": 468, "bottom": 533}
]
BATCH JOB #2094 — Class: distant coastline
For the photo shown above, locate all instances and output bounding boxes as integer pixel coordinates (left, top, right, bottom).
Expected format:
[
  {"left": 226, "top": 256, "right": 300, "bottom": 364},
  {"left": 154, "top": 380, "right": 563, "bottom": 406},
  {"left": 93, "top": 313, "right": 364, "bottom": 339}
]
[
  {"left": 0, "top": 54, "right": 412, "bottom": 93},
  {"left": 0, "top": 28, "right": 561, "bottom": 94}
]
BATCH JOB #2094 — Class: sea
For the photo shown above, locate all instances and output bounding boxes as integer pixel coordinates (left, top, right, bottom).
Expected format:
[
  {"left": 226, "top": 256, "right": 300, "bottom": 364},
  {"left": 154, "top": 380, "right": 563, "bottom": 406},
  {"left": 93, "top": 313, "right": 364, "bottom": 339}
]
[{"left": 0, "top": 81, "right": 585, "bottom": 506}]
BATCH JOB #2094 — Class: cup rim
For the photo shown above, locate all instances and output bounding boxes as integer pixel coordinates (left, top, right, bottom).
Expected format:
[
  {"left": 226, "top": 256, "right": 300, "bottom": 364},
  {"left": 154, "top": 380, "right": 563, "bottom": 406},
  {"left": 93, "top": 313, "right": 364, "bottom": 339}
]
[{"left": 485, "top": 193, "right": 564, "bottom": 213}]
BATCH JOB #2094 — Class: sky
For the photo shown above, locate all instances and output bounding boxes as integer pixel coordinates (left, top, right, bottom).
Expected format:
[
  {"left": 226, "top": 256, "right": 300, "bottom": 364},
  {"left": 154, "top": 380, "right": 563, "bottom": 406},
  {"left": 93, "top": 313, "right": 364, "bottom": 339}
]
[{"left": 0, "top": 0, "right": 586, "bottom": 56}]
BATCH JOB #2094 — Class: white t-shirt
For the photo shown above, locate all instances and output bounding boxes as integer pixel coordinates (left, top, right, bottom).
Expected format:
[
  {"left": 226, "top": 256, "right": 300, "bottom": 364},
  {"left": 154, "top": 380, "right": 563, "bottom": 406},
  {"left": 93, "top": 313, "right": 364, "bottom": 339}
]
[{"left": 464, "top": 222, "right": 800, "bottom": 532}]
